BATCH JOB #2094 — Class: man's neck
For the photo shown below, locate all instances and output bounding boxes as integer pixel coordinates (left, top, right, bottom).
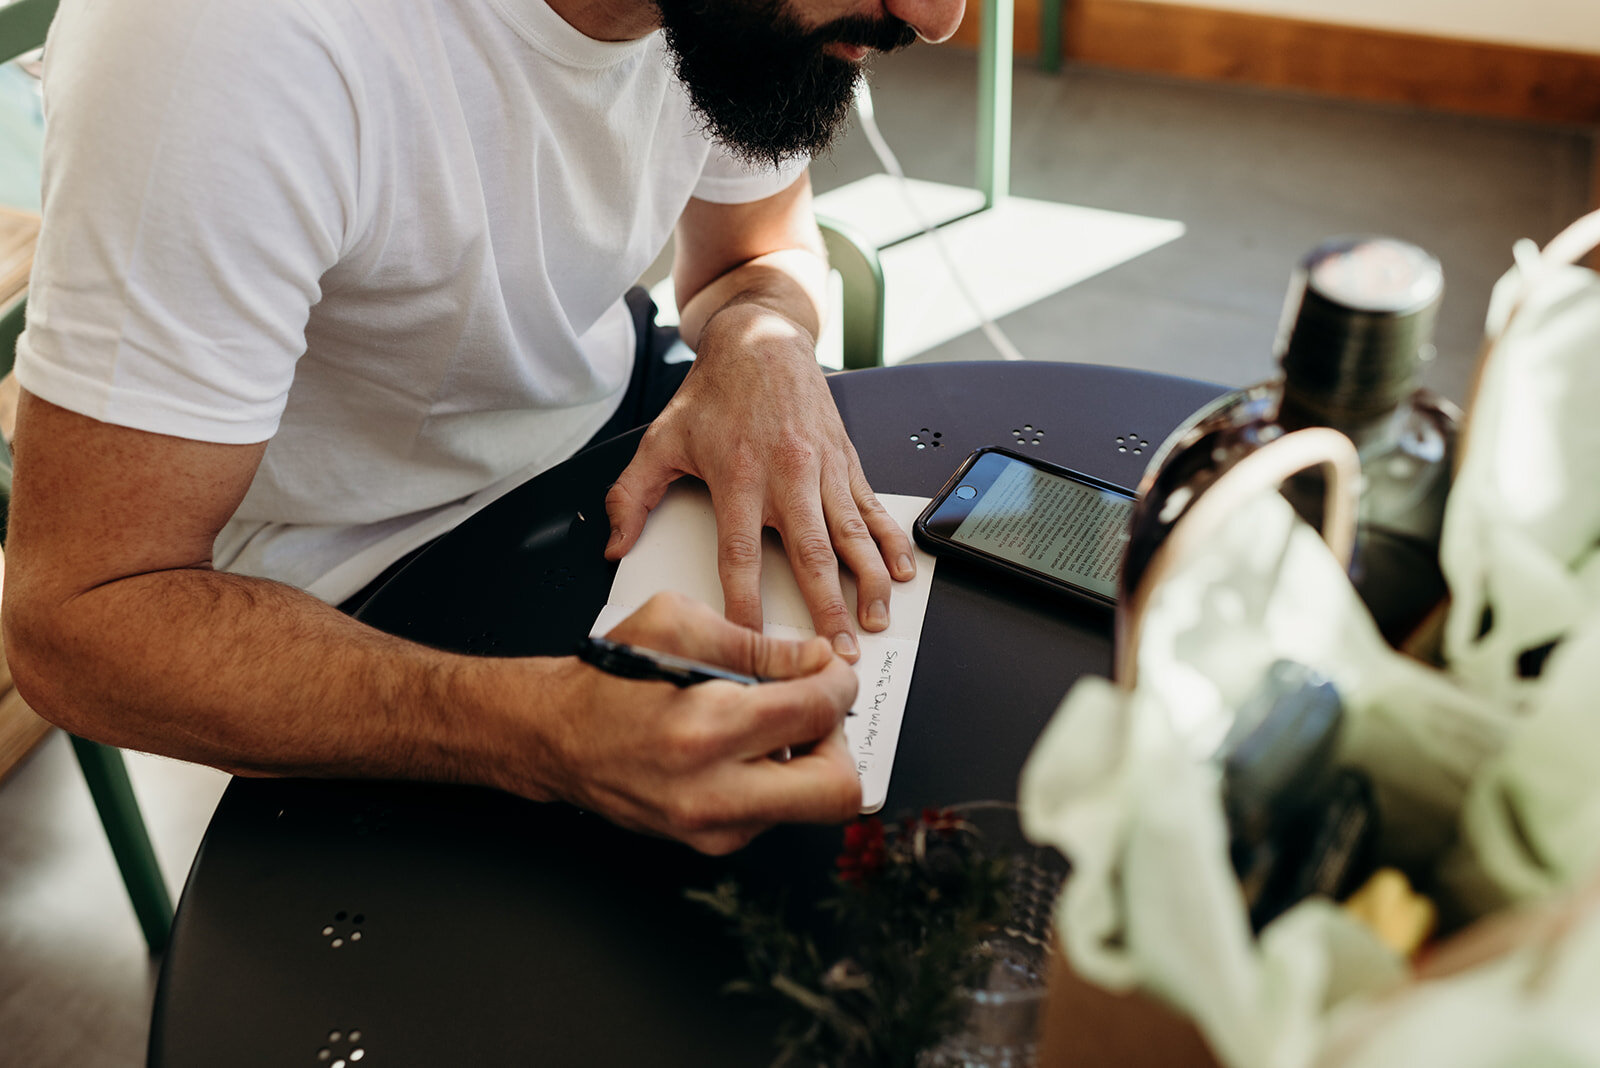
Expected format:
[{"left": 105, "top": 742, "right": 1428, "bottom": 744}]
[{"left": 542, "top": 0, "right": 660, "bottom": 42}]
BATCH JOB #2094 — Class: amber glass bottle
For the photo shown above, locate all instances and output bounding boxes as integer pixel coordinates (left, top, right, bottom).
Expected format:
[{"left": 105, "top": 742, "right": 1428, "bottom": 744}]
[{"left": 1122, "top": 236, "right": 1459, "bottom": 647}]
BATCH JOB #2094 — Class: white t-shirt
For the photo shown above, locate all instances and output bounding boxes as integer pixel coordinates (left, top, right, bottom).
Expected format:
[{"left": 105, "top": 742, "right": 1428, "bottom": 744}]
[{"left": 16, "top": 0, "right": 805, "bottom": 603}]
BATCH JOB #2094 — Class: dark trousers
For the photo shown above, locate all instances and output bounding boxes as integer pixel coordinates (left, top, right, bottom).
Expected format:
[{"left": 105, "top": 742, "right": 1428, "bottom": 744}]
[{"left": 339, "top": 287, "right": 689, "bottom": 614}]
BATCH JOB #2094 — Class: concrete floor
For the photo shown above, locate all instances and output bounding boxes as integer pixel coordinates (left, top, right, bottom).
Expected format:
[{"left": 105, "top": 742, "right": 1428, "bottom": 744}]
[
  {"left": 0, "top": 45, "right": 1593, "bottom": 1068},
  {"left": 815, "top": 48, "right": 1593, "bottom": 403}
]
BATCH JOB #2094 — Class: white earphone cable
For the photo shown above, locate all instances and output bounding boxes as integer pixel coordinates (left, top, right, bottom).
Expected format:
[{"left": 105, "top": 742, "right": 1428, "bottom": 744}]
[{"left": 852, "top": 80, "right": 1029, "bottom": 361}]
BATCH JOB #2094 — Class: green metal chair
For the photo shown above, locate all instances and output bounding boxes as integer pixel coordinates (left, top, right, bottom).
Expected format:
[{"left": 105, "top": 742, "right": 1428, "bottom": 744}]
[
  {"left": 816, "top": 216, "right": 888, "bottom": 371},
  {"left": 0, "top": 0, "right": 173, "bottom": 954},
  {"left": 811, "top": 0, "right": 1036, "bottom": 371}
]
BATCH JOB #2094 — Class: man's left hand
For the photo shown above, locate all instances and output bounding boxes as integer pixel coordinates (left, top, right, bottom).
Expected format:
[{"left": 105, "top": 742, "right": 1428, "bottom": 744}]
[{"left": 604, "top": 301, "right": 916, "bottom": 662}]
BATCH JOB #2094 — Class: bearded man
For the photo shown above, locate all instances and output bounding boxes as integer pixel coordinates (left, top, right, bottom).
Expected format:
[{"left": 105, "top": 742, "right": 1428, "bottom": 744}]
[{"left": 2, "top": 0, "right": 964, "bottom": 853}]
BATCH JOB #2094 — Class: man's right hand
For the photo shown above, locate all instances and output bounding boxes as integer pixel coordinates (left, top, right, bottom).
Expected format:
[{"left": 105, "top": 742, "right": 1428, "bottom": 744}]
[
  {"left": 498, "top": 592, "right": 863, "bottom": 855},
  {"left": 5, "top": 395, "right": 859, "bottom": 860}
]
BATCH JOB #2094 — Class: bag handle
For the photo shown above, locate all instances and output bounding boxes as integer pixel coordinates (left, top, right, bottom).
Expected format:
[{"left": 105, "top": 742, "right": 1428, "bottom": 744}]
[
  {"left": 1530, "top": 208, "right": 1600, "bottom": 280},
  {"left": 1116, "top": 428, "right": 1361, "bottom": 688},
  {"left": 1459, "top": 207, "right": 1600, "bottom": 472},
  {"left": 1486, "top": 207, "right": 1600, "bottom": 340}
]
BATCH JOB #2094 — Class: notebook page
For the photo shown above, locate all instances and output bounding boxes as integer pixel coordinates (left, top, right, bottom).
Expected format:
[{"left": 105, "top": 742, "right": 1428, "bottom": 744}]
[{"left": 590, "top": 482, "right": 937, "bottom": 813}]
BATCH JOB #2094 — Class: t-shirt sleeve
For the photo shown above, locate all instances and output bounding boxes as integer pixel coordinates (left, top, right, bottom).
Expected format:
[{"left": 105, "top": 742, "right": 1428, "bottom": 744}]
[
  {"left": 15, "top": 0, "right": 359, "bottom": 444},
  {"left": 689, "top": 140, "right": 810, "bottom": 205}
]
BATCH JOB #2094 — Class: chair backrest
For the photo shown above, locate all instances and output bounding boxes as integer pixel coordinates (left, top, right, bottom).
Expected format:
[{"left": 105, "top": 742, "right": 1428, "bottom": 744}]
[
  {"left": 0, "top": 0, "right": 54, "bottom": 67},
  {"left": 815, "top": 216, "right": 886, "bottom": 371}
]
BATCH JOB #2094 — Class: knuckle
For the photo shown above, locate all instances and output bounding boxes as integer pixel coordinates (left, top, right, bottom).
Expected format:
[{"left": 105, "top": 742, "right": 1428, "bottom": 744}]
[
  {"left": 690, "top": 827, "right": 757, "bottom": 857},
  {"left": 669, "top": 789, "right": 733, "bottom": 836},
  {"left": 829, "top": 776, "right": 863, "bottom": 820},
  {"left": 803, "top": 694, "right": 843, "bottom": 739},
  {"left": 650, "top": 590, "right": 695, "bottom": 615},
  {"left": 665, "top": 717, "right": 720, "bottom": 770},
  {"left": 772, "top": 443, "right": 819, "bottom": 480},
  {"left": 734, "top": 627, "right": 767, "bottom": 672},
  {"left": 633, "top": 590, "right": 691, "bottom": 631},
  {"left": 749, "top": 633, "right": 811, "bottom": 679},
  {"left": 714, "top": 447, "right": 762, "bottom": 487},
  {"left": 719, "top": 529, "right": 764, "bottom": 568},
  {"left": 831, "top": 661, "right": 861, "bottom": 703},
  {"left": 724, "top": 452, "right": 764, "bottom": 484},
  {"left": 860, "top": 496, "right": 896, "bottom": 527},
  {"left": 636, "top": 420, "right": 671, "bottom": 451},
  {"left": 813, "top": 744, "right": 864, "bottom": 818},
  {"left": 792, "top": 534, "right": 837, "bottom": 576},
  {"left": 773, "top": 683, "right": 843, "bottom": 742},
  {"left": 834, "top": 512, "right": 872, "bottom": 543},
  {"left": 829, "top": 666, "right": 858, "bottom": 705},
  {"left": 814, "top": 599, "right": 854, "bottom": 633}
]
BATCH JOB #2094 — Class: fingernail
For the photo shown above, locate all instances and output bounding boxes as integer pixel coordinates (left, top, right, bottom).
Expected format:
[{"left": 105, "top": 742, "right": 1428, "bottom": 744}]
[
  {"left": 865, "top": 599, "right": 889, "bottom": 629},
  {"left": 832, "top": 632, "right": 858, "bottom": 659},
  {"left": 896, "top": 554, "right": 915, "bottom": 578},
  {"left": 606, "top": 528, "right": 624, "bottom": 550}
]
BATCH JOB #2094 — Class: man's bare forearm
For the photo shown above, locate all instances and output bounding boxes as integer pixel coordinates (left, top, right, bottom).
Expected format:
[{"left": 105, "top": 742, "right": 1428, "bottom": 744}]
[
  {"left": 4, "top": 566, "right": 552, "bottom": 793},
  {"left": 676, "top": 247, "right": 829, "bottom": 351},
  {"left": 6, "top": 571, "right": 863, "bottom": 852},
  {"left": 4, "top": 381, "right": 861, "bottom": 854}
]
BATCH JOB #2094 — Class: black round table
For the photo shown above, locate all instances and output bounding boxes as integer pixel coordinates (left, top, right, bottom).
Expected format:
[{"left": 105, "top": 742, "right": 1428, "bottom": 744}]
[{"left": 148, "top": 362, "right": 1224, "bottom": 1067}]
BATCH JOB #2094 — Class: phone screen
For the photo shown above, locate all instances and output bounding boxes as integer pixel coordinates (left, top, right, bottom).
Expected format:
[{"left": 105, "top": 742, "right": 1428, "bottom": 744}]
[{"left": 926, "top": 450, "right": 1134, "bottom": 600}]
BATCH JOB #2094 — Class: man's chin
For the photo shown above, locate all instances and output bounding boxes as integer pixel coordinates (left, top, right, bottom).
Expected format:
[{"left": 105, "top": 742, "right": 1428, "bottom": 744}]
[
  {"left": 708, "top": 120, "right": 847, "bottom": 167},
  {"left": 691, "top": 71, "right": 862, "bottom": 165}
]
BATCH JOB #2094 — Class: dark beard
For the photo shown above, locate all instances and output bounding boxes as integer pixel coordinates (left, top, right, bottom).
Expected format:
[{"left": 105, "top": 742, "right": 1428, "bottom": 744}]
[{"left": 655, "top": 0, "right": 916, "bottom": 167}]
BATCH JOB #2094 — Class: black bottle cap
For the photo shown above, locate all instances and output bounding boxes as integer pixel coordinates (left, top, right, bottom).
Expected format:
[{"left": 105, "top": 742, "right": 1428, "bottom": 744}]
[{"left": 1276, "top": 236, "right": 1443, "bottom": 418}]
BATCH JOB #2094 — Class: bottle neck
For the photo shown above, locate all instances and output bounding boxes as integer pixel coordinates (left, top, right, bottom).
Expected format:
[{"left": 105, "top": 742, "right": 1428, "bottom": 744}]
[{"left": 1276, "top": 384, "right": 1407, "bottom": 451}]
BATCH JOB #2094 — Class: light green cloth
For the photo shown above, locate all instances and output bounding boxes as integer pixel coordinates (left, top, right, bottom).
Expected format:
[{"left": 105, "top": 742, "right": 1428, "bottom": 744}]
[
  {"left": 1019, "top": 491, "right": 1502, "bottom": 1068},
  {"left": 1018, "top": 210, "right": 1600, "bottom": 1068},
  {"left": 0, "top": 61, "right": 41, "bottom": 212}
]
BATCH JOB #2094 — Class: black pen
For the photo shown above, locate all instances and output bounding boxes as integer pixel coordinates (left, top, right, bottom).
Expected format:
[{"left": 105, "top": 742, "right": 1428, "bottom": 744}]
[
  {"left": 576, "top": 635, "right": 857, "bottom": 714},
  {"left": 577, "top": 635, "right": 765, "bottom": 687}
]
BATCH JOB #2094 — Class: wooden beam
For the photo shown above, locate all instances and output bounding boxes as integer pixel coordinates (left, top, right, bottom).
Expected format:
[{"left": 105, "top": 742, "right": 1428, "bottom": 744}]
[
  {"left": 0, "top": 600, "right": 51, "bottom": 784},
  {"left": 0, "top": 688, "right": 50, "bottom": 785},
  {"left": 945, "top": 0, "right": 1600, "bottom": 127},
  {"left": 1064, "top": 0, "right": 1600, "bottom": 126}
]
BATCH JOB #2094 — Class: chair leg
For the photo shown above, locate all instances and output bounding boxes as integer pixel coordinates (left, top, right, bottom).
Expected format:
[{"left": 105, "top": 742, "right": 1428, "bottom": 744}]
[
  {"left": 977, "top": 0, "right": 1013, "bottom": 208},
  {"left": 1039, "top": 0, "right": 1063, "bottom": 73},
  {"left": 68, "top": 735, "right": 173, "bottom": 954}
]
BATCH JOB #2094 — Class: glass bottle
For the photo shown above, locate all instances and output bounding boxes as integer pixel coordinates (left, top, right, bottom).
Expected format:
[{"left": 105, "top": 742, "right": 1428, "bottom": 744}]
[{"left": 1120, "top": 236, "right": 1460, "bottom": 649}]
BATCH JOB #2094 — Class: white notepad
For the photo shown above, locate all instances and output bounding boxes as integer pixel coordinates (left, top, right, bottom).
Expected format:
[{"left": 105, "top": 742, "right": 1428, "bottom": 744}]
[{"left": 590, "top": 483, "right": 937, "bottom": 813}]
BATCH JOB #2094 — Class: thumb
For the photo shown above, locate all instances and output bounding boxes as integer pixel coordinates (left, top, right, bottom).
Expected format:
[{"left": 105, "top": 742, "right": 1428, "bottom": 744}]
[
  {"left": 620, "top": 594, "right": 837, "bottom": 680},
  {"left": 742, "top": 632, "right": 840, "bottom": 682},
  {"left": 604, "top": 455, "right": 677, "bottom": 560}
]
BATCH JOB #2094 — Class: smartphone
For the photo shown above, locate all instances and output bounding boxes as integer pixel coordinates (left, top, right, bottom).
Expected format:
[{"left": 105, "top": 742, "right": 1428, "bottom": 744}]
[{"left": 914, "top": 447, "right": 1137, "bottom": 607}]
